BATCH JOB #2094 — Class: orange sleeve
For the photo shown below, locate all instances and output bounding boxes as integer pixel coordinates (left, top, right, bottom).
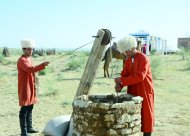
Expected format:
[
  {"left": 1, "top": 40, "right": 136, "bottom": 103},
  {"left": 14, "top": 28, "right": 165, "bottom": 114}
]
[
  {"left": 18, "top": 59, "right": 45, "bottom": 73},
  {"left": 121, "top": 58, "right": 149, "bottom": 86}
]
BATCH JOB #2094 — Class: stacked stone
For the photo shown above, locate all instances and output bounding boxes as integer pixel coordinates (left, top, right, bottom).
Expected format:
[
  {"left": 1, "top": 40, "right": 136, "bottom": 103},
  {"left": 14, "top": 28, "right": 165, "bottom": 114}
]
[{"left": 73, "top": 94, "right": 143, "bottom": 136}]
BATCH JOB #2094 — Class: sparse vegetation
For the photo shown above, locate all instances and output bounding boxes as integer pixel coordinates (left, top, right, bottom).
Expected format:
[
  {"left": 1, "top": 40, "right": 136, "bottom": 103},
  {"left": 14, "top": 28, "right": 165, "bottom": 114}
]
[
  {"left": 150, "top": 55, "right": 163, "bottom": 79},
  {"left": 67, "top": 54, "right": 86, "bottom": 71},
  {"left": 150, "top": 49, "right": 157, "bottom": 55},
  {"left": 38, "top": 69, "right": 47, "bottom": 76},
  {"left": 67, "top": 59, "right": 83, "bottom": 70},
  {"left": 0, "top": 54, "right": 5, "bottom": 63},
  {"left": 176, "top": 47, "right": 189, "bottom": 60},
  {"left": 0, "top": 49, "right": 190, "bottom": 136}
]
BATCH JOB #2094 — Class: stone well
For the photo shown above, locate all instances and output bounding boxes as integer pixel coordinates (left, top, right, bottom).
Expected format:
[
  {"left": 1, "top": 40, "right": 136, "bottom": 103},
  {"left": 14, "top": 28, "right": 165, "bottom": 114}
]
[{"left": 72, "top": 94, "right": 143, "bottom": 136}]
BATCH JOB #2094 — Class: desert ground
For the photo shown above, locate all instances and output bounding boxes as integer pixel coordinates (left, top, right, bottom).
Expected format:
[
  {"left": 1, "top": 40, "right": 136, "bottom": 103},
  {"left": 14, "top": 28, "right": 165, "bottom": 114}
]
[{"left": 0, "top": 48, "right": 190, "bottom": 136}]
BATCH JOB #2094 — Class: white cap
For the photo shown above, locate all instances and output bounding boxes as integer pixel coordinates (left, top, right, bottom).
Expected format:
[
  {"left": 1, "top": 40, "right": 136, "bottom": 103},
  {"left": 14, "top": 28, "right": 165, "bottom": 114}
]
[
  {"left": 117, "top": 36, "right": 137, "bottom": 52},
  {"left": 20, "top": 38, "right": 35, "bottom": 49}
]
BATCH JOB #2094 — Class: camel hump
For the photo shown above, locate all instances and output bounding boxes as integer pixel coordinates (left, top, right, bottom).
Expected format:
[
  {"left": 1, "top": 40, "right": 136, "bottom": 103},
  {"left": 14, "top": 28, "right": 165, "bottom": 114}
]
[{"left": 112, "top": 42, "right": 117, "bottom": 49}]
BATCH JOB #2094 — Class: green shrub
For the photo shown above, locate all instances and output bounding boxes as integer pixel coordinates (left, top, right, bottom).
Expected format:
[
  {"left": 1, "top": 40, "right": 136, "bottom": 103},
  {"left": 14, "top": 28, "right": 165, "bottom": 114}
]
[
  {"left": 38, "top": 69, "right": 46, "bottom": 75},
  {"left": 38, "top": 67, "right": 50, "bottom": 76},
  {"left": 0, "top": 54, "right": 5, "bottom": 63},
  {"left": 78, "top": 51, "right": 90, "bottom": 57},
  {"left": 64, "top": 51, "right": 72, "bottom": 55},
  {"left": 176, "top": 47, "right": 189, "bottom": 60},
  {"left": 68, "top": 59, "right": 82, "bottom": 70},
  {"left": 150, "top": 49, "right": 157, "bottom": 55},
  {"left": 186, "top": 59, "right": 190, "bottom": 70},
  {"left": 150, "top": 56, "right": 162, "bottom": 79},
  {"left": 67, "top": 55, "right": 86, "bottom": 71}
]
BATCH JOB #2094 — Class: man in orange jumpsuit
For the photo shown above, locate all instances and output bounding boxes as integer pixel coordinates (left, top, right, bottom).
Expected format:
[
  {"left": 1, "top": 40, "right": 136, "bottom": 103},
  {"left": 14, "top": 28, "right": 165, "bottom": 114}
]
[
  {"left": 115, "top": 36, "right": 154, "bottom": 136},
  {"left": 17, "top": 39, "right": 49, "bottom": 136}
]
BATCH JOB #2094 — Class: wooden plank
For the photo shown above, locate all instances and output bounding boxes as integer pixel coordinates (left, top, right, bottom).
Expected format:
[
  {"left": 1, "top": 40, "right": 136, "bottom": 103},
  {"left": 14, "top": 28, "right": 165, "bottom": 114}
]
[
  {"left": 75, "top": 29, "right": 107, "bottom": 97},
  {"left": 63, "top": 29, "right": 109, "bottom": 136}
]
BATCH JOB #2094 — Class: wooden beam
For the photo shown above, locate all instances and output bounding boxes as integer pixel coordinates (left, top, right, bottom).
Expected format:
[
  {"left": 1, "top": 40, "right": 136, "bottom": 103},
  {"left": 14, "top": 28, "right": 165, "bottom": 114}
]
[
  {"left": 63, "top": 29, "right": 110, "bottom": 136},
  {"left": 75, "top": 29, "right": 108, "bottom": 97}
]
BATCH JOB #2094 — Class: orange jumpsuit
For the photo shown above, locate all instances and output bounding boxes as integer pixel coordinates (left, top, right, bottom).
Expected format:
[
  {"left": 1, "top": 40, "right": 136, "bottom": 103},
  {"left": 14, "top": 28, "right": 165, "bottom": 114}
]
[
  {"left": 120, "top": 52, "right": 154, "bottom": 132},
  {"left": 17, "top": 55, "right": 45, "bottom": 106}
]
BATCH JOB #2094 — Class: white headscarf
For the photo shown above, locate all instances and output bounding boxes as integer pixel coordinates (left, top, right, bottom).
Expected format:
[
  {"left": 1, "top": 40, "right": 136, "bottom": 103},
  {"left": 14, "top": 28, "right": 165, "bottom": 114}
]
[{"left": 117, "top": 36, "right": 137, "bottom": 52}]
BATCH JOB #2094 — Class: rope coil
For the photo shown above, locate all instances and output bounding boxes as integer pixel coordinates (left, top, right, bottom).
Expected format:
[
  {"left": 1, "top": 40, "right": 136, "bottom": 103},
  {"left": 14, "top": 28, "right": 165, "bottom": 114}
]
[{"left": 101, "top": 29, "right": 112, "bottom": 45}]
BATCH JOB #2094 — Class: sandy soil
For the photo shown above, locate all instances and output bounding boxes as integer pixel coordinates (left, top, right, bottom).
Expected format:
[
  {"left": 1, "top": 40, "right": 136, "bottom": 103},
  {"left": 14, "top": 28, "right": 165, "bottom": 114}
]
[
  {"left": 1, "top": 79, "right": 190, "bottom": 136},
  {"left": 1, "top": 54, "right": 190, "bottom": 136}
]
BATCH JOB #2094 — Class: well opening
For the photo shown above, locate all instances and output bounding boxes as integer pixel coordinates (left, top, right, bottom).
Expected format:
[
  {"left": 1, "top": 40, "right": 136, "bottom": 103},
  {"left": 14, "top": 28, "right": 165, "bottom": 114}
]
[
  {"left": 88, "top": 94, "right": 132, "bottom": 104},
  {"left": 73, "top": 93, "right": 143, "bottom": 136}
]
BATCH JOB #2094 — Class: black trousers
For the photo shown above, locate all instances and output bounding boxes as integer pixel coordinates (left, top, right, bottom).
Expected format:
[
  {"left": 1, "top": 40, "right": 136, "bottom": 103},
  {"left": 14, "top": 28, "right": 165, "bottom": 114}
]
[
  {"left": 144, "top": 132, "right": 151, "bottom": 136},
  {"left": 19, "top": 104, "right": 34, "bottom": 134},
  {"left": 19, "top": 104, "right": 34, "bottom": 119}
]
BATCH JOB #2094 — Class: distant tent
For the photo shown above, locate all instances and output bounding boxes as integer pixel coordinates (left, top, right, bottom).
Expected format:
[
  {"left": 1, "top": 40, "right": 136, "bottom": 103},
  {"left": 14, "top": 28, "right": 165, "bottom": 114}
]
[
  {"left": 129, "top": 30, "right": 150, "bottom": 54},
  {"left": 129, "top": 30, "right": 167, "bottom": 55},
  {"left": 129, "top": 30, "right": 150, "bottom": 37},
  {"left": 2, "top": 47, "right": 10, "bottom": 57}
]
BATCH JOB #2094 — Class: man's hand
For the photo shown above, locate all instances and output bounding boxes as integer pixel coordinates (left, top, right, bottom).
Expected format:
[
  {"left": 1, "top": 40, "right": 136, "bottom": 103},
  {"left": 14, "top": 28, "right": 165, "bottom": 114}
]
[
  {"left": 115, "top": 83, "right": 123, "bottom": 92},
  {"left": 43, "top": 61, "right": 50, "bottom": 66},
  {"left": 114, "top": 77, "right": 121, "bottom": 84},
  {"left": 114, "top": 77, "right": 122, "bottom": 92}
]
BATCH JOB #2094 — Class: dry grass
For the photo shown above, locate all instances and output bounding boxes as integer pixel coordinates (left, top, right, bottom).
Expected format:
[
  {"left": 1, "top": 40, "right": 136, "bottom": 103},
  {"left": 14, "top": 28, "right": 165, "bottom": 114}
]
[{"left": 0, "top": 49, "right": 190, "bottom": 136}]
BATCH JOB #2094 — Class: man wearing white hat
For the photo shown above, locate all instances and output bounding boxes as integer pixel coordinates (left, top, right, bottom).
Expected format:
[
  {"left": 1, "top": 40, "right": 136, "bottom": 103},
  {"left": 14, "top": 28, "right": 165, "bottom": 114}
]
[
  {"left": 17, "top": 38, "right": 50, "bottom": 136},
  {"left": 114, "top": 36, "right": 154, "bottom": 136}
]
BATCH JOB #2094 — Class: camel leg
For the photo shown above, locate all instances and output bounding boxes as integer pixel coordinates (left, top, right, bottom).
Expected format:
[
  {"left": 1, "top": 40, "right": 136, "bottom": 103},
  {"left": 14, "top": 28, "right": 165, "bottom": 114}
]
[
  {"left": 104, "top": 63, "right": 109, "bottom": 78},
  {"left": 103, "top": 65, "right": 109, "bottom": 78},
  {"left": 104, "top": 69, "right": 106, "bottom": 78},
  {"left": 106, "top": 68, "right": 109, "bottom": 78},
  {"left": 103, "top": 65, "right": 106, "bottom": 77}
]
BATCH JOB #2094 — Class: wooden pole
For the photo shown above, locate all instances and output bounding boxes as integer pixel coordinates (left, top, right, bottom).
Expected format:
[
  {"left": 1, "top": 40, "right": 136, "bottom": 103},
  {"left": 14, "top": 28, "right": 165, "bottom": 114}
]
[
  {"left": 64, "top": 29, "right": 109, "bottom": 136},
  {"left": 75, "top": 29, "right": 108, "bottom": 97}
]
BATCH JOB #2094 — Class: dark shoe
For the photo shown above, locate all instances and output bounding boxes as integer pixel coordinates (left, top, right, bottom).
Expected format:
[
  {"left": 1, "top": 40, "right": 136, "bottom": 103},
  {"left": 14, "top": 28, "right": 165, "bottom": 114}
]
[
  {"left": 143, "top": 132, "right": 151, "bottom": 136},
  {"left": 26, "top": 110, "right": 38, "bottom": 133},
  {"left": 27, "top": 128, "right": 39, "bottom": 133},
  {"left": 21, "top": 132, "right": 29, "bottom": 136}
]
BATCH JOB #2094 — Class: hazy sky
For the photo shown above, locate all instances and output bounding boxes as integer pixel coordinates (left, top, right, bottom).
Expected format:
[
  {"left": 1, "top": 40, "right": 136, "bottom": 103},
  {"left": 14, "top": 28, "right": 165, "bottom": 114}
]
[{"left": 0, "top": 0, "right": 190, "bottom": 49}]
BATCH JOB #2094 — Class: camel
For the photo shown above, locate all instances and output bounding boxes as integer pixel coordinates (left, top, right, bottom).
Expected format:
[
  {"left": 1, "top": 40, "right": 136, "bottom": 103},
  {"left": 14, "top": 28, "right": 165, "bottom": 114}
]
[
  {"left": 102, "top": 41, "right": 142, "bottom": 78},
  {"left": 102, "top": 42, "right": 126, "bottom": 78}
]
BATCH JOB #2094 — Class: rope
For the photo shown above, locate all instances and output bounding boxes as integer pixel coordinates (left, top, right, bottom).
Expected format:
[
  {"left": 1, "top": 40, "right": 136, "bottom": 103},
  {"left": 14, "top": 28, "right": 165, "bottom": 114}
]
[
  {"left": 50, "top": 28, "right": 112, "bottom": 64},
  {"left": 72, "top": 40, "right": 94, "bottom": 51},
  {"left": 101, "top": 29, "right": 112, "bottom": 45},
  {"left": 50, "top": 40, "right": 94, "bottom": 63}
]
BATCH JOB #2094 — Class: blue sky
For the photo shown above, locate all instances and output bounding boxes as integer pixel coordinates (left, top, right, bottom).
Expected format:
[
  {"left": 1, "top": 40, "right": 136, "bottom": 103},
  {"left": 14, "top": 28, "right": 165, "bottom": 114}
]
[{"left": 0, "top": 0, "right": 189, "bottom": 49}]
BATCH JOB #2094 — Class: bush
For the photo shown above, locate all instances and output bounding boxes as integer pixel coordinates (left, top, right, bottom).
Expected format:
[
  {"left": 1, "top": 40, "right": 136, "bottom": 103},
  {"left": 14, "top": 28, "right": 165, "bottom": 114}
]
[
  {"left": 186, "top": 58, "right": 190, "bottom": 70},
  {"left": 68, "top": 59, "right": 82, "bottom": 70},
  {"left": 38, "top": 69, "right": 46, "bottom": 75},
  {"left": 64, "top": 51, "right": 72, "bottom": 55},
  {"left": 67, "top": 54, "right": 86, "bottom": 71},
  {"left": 150, "top": 56, "right": 162, "bottom": 79},
  {"left": 38, "top": 67, "right": 50, "bottom": 76},
  {"left": 0, "top": 54, "right": 5, "bottom": 63},
  {"left": 176, "top": 47, "right": 189, "bottom": 60},
  {"left": 150, "top": 49, "right": 157, "bottom": 55}
]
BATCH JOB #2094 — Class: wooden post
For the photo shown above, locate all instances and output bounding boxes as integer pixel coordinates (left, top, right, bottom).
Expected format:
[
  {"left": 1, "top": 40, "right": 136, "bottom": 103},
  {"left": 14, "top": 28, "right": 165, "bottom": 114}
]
[
  {"left": 75, "top": 29, "right": 108, "bottom": 97},
  {"left": 64, "top": 29, "right": 110, "bottom": 136}
]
